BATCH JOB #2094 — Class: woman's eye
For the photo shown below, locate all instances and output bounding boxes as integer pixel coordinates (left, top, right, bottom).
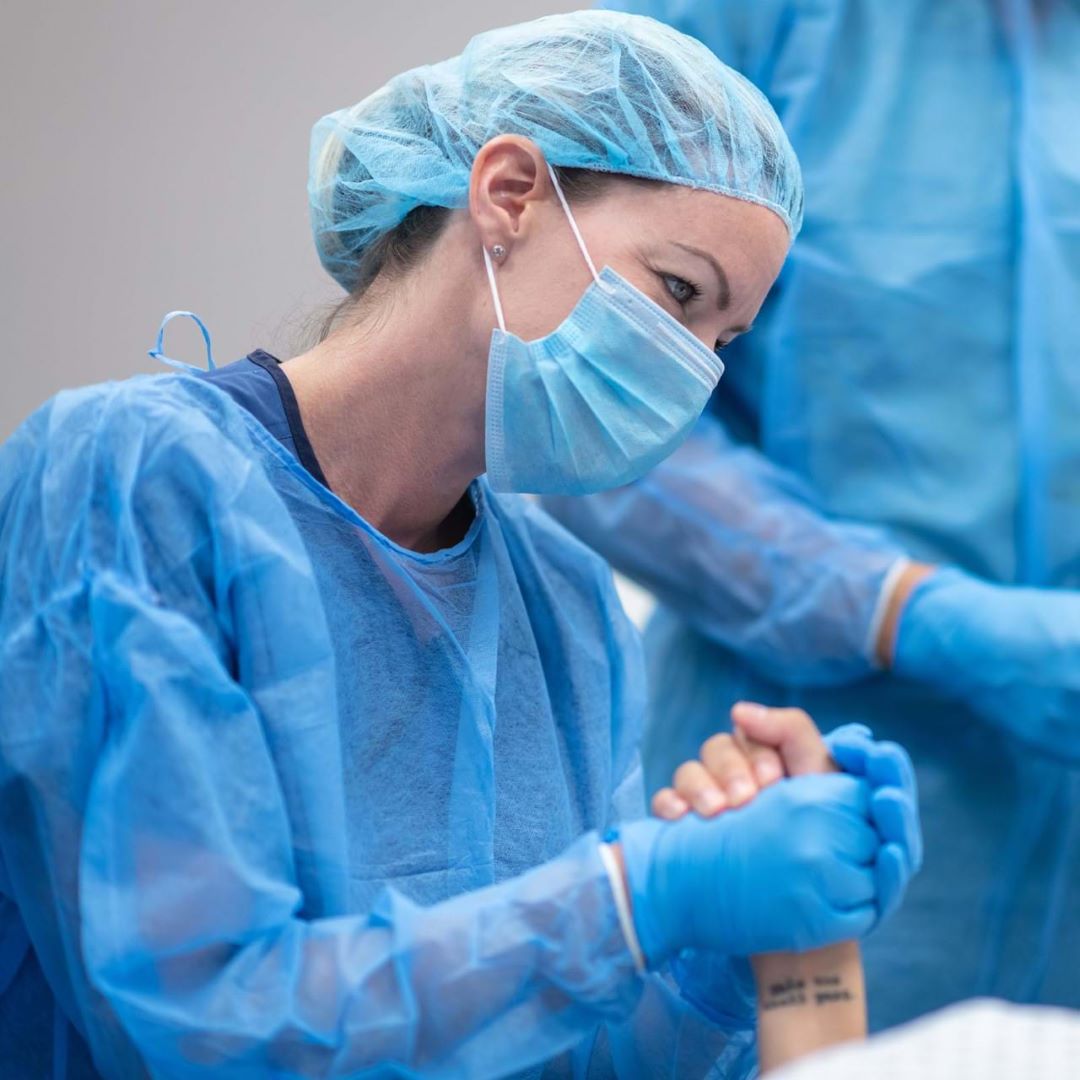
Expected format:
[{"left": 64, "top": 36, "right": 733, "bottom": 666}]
[{"left": 661, "top": 273, "right": 702, "bottom": 307}]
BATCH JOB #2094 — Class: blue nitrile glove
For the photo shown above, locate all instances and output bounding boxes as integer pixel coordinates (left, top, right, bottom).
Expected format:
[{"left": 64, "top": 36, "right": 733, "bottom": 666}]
[
  {"left": 826, "top": 724, "right": 923, "bottom": 922},
  {"left": 894, "top": 568, "right": 1080, "bottom": 764},
  {"left": 618, "top": 774, "right": 879, "bottom": 967}
]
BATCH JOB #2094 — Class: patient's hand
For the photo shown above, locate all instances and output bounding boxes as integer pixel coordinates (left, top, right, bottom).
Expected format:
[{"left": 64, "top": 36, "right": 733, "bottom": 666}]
[
  {"left": 652, "top": 703, "right": 834, "bottom": 820},
  {"left": 653, "top": 704, "right": 867, "bottom": 1074}
]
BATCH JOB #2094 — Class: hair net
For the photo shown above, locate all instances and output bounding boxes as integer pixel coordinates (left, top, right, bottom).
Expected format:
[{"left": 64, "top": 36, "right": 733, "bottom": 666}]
[{"left": 309, "top": 9, "right": 803, "bottom": 291}]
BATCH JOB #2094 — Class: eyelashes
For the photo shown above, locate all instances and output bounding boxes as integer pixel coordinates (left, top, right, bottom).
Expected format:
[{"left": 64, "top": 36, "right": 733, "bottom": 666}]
[
  {"left": 660, "top": 272, "right": 704, "bottom": 306},
  {"left": 652, "top": 265, "right": 728, "bottom": 353}
]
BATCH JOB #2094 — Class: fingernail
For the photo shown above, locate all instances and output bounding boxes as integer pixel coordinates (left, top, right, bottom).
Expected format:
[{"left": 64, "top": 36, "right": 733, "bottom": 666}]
[
  {"left": 657, "top": 791, "right": 689, "bottom": 817},
  {"left": 698, "top": 789, "right": 727, "bottom": 815},
  {"left": 728, "top": 779, "right": 756, "bottom": 804},
  {"left": 755, "top": 759, "right": 782, "bottom": 785},
  {"left": 733, "top": 701, "right": 767, "bottom": 722}
]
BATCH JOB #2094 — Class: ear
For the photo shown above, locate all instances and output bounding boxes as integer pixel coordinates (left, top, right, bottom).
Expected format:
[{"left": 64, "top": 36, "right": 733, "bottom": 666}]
[{"left": 468, "top": 136, "right": 552, "bottom": 255}]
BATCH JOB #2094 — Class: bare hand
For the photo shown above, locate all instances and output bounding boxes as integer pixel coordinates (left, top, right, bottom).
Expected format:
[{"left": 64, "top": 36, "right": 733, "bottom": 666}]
[{"left": 651, "top": 702, "right": 835, "bottom": 820}]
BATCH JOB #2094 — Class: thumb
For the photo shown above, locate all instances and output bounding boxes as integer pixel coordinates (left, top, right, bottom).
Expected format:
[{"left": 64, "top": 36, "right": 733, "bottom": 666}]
[{"left": 730, "top": 702, "right": 834, "bottom": 776}]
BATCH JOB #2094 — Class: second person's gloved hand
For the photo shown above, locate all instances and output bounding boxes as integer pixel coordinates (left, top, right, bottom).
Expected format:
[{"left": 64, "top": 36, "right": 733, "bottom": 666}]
[
  {"left": 618, "top": 773, "right": 879, "bottom": 966},
  {"left": 894, "top": 568, "right": 1080, "bottom": 764},
  {"left": 825, "top": 724, "right": 922, "bottom": 922}
]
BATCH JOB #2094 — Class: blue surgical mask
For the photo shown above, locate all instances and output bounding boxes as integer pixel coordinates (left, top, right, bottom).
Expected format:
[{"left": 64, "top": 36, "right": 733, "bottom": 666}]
[{"left": 483, "top": 165, "right": 725, "bottom": 495}]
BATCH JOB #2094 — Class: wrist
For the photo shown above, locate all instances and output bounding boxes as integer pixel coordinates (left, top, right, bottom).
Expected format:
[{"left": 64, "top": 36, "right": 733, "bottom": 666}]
[
  {"left": 598, "top": 841, "right": 646, "bottom": 973},
  {"left": 874, "top": 562, "right": 936, "bottom": 668},
  {"left": 752, "top": 943, "right": 866, "bottom": 1073},
  {"left": 616, "top": 817, "right": 688, "bottom": 968},
  {"left": 891, "top": 566, "right": 987, "bottom": 682}
]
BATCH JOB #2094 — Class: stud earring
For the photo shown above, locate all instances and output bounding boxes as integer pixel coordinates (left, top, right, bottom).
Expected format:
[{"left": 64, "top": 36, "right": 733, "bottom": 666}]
[{"left": 491, "top": 243, "right": 507, "bottom": 260}]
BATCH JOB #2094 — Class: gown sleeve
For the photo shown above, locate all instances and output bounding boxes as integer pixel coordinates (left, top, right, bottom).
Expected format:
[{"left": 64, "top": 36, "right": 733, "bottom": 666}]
[
  {"left": 565, "top": 6, "right": 906, "bottom": 687},
  {"left": 585, "top": 566, "right": 759, "bottom": 1079},
  {"left": 544, "top": 410, "right": 905, "bottom": 688}
]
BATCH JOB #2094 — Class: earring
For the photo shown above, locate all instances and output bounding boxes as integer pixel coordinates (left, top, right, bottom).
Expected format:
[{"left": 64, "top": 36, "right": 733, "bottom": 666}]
[{"left": 490, "top": 243, "right": 507, "bottom": 260}]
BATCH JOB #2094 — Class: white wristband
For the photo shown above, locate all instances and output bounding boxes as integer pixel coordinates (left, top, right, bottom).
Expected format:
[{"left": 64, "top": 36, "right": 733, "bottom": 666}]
[
  {"left": 599, "top": 841, "right": 647, "bottom": 974},
  {"left": 865, "top": 557, "right": 913, "bottom": 667}
]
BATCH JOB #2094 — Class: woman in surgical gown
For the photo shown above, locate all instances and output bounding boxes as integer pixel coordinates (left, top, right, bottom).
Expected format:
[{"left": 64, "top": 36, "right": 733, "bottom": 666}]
[{"left": 0, "top": 10, "right": 918, "bottom": 1078}]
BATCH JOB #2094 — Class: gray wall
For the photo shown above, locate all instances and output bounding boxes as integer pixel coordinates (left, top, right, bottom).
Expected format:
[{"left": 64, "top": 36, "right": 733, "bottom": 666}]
[{"left": 0, "top": 0, "right": 578, "bottom": 437}]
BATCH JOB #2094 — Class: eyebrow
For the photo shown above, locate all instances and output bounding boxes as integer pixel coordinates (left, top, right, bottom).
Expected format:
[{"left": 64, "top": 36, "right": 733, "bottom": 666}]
[{"left": 672, "top": 241, "right": 731, "bottom": 311}]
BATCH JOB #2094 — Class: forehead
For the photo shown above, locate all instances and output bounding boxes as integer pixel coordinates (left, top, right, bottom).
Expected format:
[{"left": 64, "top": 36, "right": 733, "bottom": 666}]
[{"left": 589, "top": 179, "right": 790, "bottom": 258}]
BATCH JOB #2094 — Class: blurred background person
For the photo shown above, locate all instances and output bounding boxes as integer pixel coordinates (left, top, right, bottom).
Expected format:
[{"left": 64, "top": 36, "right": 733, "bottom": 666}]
[{"left": 547, "top": 0, "right": 1080, "bottom": 1032}]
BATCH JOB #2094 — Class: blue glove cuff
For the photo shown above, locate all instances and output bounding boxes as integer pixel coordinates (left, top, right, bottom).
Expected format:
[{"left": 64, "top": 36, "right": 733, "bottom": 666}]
[
  {"left": 615, "top": 817, "right": 676, "bottom": 969},
  {"left": 893, "top": 567, "right": 981, "bottom": 684}
]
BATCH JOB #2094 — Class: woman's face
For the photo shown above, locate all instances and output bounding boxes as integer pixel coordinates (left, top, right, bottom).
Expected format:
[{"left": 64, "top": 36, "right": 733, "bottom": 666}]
[{"left": 469, "top": 154, "right": 791, "bottom": 359}]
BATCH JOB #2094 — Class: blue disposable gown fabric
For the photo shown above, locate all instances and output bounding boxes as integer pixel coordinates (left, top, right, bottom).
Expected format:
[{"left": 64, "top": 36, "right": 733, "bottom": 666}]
[
  {"left": 0, "top": 372, "right": 756, "bottom": 1078},
  {"left": 548, "top": 0, "right": 1080, "bottom": 1030}
]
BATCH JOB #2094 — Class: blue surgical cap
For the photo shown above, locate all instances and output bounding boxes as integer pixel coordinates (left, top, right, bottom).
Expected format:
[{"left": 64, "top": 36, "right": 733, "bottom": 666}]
[{"left": 309, "top": 9, "right": 803, "bottom": 292}]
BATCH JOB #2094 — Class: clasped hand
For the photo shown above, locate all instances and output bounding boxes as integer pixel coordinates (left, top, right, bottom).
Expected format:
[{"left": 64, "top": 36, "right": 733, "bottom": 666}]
[{"left": 617, "top": 705, "right": 921, "bottom": 965}]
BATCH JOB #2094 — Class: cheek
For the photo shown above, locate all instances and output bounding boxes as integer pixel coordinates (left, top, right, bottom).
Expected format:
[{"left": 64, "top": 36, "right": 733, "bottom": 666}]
[
  {"left": 686, "top": 313, "right": 726, "bottom": 352},
  {"left": 605, "top": 260, "right": 670, "bottom": 308},
  {"left": 495, "top": 247, "right": 595, "bottom": 339}
]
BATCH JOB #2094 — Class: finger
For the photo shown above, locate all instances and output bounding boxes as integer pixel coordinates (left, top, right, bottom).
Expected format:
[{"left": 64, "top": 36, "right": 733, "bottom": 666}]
[
  {"left": 833, "top": 810, "right": 880, "bottom": 868},
  {"left": 798, "top": 774, "right": 876, "bottom": 862},
  {"left": 830, "top": 734, "right": 916, "bottom": 797},
  {"left": 732, "top": 726, "right": 784, "bottom": 787},
  {"left": 824, "top": 724, "right": 875, "bottom": 777},
  {"left": 698, "top": 733, "right": 758, "bottom": 807},
  {"left": 673, "top": 760, "right": 728, "bottom": 817},
  {"left": 651, "top": 787, "right": 691, "bottom": 820},
  {"left": 833, "top": 736, "right": 906, "bottom": 788},
  {"left": 822, "top": 860, "right": 877, "bottom": 910},
  {"left": 824, "top": 772, "right": 873, "bottom": 819},
  {"left": 865, "top": 740, "right": 918, "bottom": 795},
  {"left": 871, "top": 786, "right": 923, "bottom": 871},
  {"left": 731, "top": 702, "right": 832, "bottom": 776},
  {"left": 833, "top": 723, "right": 874, "bottom": 742},
  {"left": 874, "top": 843, "right": 912, "bottom": 923}
]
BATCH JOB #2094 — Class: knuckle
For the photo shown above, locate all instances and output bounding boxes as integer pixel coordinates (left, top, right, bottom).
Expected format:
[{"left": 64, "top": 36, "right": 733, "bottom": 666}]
[
  {"left": 673, "top": 761, "right": 702, "bottom": 789},
  {"left": 790, "top": 708, "right": 814, "bottom": 730},
  {"left": 701, "top": 733, "right": 733, "bottom": 758}
]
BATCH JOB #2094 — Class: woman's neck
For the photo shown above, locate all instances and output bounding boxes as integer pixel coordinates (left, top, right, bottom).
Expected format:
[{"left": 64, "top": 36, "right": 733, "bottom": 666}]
[{"left": 281, "top": 273, "right": 488, "bottom": 553}]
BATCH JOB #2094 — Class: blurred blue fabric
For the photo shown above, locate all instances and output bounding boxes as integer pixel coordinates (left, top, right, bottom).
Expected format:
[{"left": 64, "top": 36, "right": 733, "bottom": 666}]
[{"left": 548, "top": 0, "right": 1080, "bottom": 1029}]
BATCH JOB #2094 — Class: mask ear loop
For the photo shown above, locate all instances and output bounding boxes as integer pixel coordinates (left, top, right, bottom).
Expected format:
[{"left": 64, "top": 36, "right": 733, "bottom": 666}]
[
  {"left": 482, "top": 161, "right": 603, "bottom": 335},
  {"left": 482, "top": 247, "right": 508, "bottom": 332},
  {"left": 148, "top": 310, "right": 217, "bottom": 372},
  {"left": 546, "top": 163, "right": 601, "bottom": 285}
]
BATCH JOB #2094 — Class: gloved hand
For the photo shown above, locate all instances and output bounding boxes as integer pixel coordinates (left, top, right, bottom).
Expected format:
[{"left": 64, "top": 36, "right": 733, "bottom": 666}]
[
  {"left": 825, "top": 724, "right": 923, "bottom": 921},
  {"left": 618, "top": 774, "right": 880, "bottom": 966},
  {"left": 893, "top": 568, "right": 1080, "bottom": 763}
]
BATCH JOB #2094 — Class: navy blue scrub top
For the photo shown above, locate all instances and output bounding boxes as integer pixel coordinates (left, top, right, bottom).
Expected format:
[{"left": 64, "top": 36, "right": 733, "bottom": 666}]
[{"left": 201, "top": 351, "right": 330, "bottom": 488}]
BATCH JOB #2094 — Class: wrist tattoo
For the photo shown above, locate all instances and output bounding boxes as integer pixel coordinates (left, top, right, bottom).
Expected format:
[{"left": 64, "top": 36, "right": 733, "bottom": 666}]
[
  {"left": 760, "top": 976, "right": 806, "bottom": 1010},
  {"left": 760, "top": 973, "right": 854, "bottom": 1011},
  {"left": 810, "top": 973, "right": 854, "bottom": 1006}
]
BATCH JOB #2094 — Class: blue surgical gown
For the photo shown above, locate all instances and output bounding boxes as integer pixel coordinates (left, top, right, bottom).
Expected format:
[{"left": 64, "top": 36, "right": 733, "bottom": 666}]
[
  {"left": 549, "top": 0, "right": 1080, "bottom": 1030},
  {"left": 0, "top": 369, "right": 756, "bottom": 1077}
]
